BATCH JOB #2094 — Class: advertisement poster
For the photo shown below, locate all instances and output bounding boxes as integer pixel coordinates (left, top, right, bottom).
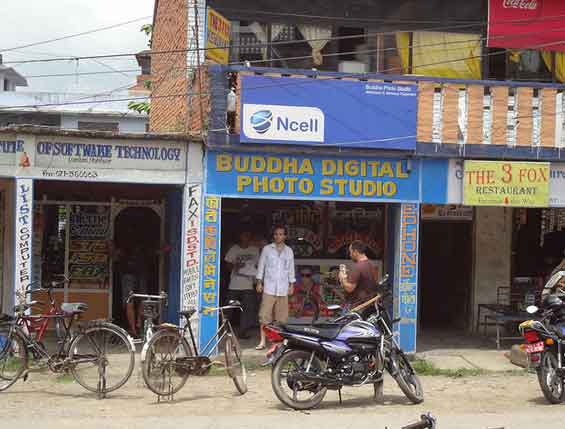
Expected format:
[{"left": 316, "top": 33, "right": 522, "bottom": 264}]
[
  {"left": 205, "top": 7, "right": 231, "bottom": 64},
  {"left": 181, "top": 183, "right": 202, "bottom": 343},
  {"left": 488, "top": 0, "right": 565, "bottom": 52},
  {"left": 463, "top": 160, "right": 550, "bottom": 207},
  {"left": 240, "top": 75, "right": 418, "bottom": 150},
  {"left": 14, "top": 178, "right": 33, "bottom": 301},
  {"left": 199, "top": 196, "right": 221, "bottom": 351},
  {"left": 69, "top": 205, "right": 110, "bottom": 287},
  {"left": 396, "top": 203, "right": 419, "bottom": 353}
]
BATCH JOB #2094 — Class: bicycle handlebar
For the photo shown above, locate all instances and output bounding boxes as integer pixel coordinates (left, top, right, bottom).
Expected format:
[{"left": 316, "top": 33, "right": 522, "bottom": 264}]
[{"left": 126, "top": 291, "right": 168, "bottom": 304}]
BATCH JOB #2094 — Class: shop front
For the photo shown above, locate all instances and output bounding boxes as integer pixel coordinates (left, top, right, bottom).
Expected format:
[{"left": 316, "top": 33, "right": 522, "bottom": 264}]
[
  {"left": 196, "top": 149, "right": 447, "bottom": 353},
  {"left": 428, "top": 158, "right": 557, "bottom": 338},
  {"left": 0, "top": 128, "right": 197, "bottom": 335}
]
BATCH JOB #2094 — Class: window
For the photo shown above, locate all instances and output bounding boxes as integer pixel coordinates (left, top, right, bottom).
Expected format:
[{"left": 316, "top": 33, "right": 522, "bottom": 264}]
[{"left": 77, "top": 121, "right": 119, "bottom": 132}]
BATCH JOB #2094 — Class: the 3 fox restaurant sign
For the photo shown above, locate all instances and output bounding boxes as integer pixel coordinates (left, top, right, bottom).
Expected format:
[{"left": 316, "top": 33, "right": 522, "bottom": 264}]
[{"left": 463, "top": 160, "right": 550, "bottom": 207}]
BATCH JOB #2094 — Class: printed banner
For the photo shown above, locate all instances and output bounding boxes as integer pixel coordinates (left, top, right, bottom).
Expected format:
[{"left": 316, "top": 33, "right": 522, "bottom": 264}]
[
  {"left": 206, "top": 7, "right": 231, "bottom": 64},
  {"left": 463, "top": 160, "right": 550, "bottom": 207},
  {"left": 396, "top": 203, "right": 419, "bottom": 353},
  {"left": 181, "top": 184, "right": 202, "bottom": 344},
  {"left": 207, "top": 151, "right": 420, "bottom": 202},
  {"left": 488, "top": 0, "right": 565, "bottom": 52},
  {"left": 14, "top": 178, "right": 33, "bottom": 303},
  {"left": 240, "top": 75, "right": 418, "bottom": 150},
  {"left": 199, "top": 196, "right": 221, "bottom": 352},
  {"left": 0, "top": 136, "right": 187, "bottom": 184}
]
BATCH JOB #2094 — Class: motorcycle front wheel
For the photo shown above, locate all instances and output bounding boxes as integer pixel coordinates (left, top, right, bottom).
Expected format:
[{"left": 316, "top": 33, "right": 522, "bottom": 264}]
[
  {"left": 271, "top": 350, "right": 327, "bottom": 410},
  {"left": 390, "top": 350, "right": 424, "bottom": 404},
  {"left": 537, "top": 351, "right": 565, "bottom": 404}
]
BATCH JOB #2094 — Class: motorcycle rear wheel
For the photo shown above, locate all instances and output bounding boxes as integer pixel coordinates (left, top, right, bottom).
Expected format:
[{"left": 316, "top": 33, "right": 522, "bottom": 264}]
[
  {"left": 271, "top": 350, "right": 327, "bottom": 410},
  {"left": 537, "top": 351, "right": 565, "bottom": 404}
]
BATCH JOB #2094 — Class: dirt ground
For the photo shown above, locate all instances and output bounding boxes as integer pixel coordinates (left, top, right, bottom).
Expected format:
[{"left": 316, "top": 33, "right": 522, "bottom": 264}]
[{"left": 2, "top": 362, "right": 565, "bottom": 429}]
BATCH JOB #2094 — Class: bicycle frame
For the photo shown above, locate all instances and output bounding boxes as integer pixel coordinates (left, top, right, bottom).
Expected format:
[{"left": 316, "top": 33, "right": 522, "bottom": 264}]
[
  {"left": 182, "top": 306, "right": 239, "bottom": 358},
  {"left": 198, "top": 308, "right": 235, "bottom": 358},
  {"left": 14, "top": 311, "right": 80, "bottom": 370}
]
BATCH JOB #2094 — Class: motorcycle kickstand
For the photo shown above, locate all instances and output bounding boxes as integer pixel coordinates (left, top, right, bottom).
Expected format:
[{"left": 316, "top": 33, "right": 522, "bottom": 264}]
[
  {"left": 373, "top": 379, "right": 384, "bottom": 403},
  {"left": 338, "top": 387, "right": 342, "bottom": 405}
]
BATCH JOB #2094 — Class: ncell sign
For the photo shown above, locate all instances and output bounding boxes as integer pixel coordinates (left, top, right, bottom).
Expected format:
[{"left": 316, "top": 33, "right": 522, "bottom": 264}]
[
  {"left": 239, "top": 75, "right": 417, "bottom": 150},
  {"left": 242, "top": 104, "right": 324, "bottom": 142}
]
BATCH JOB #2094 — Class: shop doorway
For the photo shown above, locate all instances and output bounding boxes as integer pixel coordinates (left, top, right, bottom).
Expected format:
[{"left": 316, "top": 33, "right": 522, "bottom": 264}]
[
  {"left": 419, "top": 221, "right": 473, "bottom": 331},
  {"left": 220, "top": 198, "right": 388, "bottom": 341},
  {"left": 112, "top": 207, "right": 161, "bottom": 329}
]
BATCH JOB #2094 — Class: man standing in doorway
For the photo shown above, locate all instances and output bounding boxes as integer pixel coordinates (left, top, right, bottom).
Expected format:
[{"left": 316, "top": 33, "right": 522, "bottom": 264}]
[
  {"left": 224, "top": 230, "right": 260, "bottom": 339},
  {"left": 338, "top": 240, "right": 379, "bottom": 308},
  {"left": 255, "top": 225, "right": 296, "bottom": 350}
]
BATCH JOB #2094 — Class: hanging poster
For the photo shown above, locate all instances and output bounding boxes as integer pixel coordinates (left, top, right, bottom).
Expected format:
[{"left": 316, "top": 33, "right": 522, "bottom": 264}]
[{"left": 68, "top": 205, "right": 110, "bottom": 286}]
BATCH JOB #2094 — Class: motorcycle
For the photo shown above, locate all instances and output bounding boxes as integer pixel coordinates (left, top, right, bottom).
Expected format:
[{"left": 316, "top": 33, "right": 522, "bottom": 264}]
[
  {"left": 264, "top": 274, "right": 424, "bottom": 410},
  {"left": 519, "top": 270, "right": 565, "bottom": 404}
]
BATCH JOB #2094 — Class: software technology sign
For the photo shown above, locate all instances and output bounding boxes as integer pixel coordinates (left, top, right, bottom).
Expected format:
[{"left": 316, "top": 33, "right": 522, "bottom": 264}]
[{"left": 240, "top": 75, "right": 418, "bottom": 150}]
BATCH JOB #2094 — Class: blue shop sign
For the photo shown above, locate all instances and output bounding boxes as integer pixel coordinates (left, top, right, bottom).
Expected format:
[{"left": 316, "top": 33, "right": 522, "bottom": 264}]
[
  {"left": 240, "top": 75, "right": 418, "bottom": 150},
  {"left": 206, "top": 151, "right": 420, "bottom": 202}
]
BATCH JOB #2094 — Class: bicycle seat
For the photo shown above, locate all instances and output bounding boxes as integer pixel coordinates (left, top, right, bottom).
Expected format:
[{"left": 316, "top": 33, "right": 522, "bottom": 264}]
[
  {"left": 61, "top": 302, "right": 88, "bottom": 314},
  {"left": 179, "top": 308, "right": 197, "bottom": 320}
]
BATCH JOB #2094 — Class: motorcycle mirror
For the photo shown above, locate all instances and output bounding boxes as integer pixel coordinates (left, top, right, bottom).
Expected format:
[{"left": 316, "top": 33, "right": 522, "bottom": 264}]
[
  {"left": 327, "top": 305, "right": 341, "bottom": 312},
  {"left": 526, "top": 305, "right": 539, "bottom": 314}
]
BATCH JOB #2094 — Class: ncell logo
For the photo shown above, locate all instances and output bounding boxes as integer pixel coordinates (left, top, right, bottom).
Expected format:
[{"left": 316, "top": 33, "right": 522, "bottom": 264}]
[
  {"left": 243, "top": 104, "right": 325, "bottom": 143},
  {"left": 249, "top": 110, "right": 273, "bottom": 134}
]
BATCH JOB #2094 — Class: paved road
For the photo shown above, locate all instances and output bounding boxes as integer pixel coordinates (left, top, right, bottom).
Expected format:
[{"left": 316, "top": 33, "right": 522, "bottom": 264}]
[{"left": 2, "top": 366, "right": 565, "bottom": 428}]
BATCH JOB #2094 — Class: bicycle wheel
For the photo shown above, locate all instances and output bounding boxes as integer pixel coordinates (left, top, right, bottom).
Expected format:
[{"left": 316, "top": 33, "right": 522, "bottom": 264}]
[
  {"left": 0, "top": 328, "right": 27, "bottom": 391},
  {"left": 142, "top": 329, "right": 192, "bottom": 396},
  {"left": 69, "top": 322, "right": 135, "bottom": 394},
  {"left": 224, "top": 334, "right": 247, "bottom": 395}
]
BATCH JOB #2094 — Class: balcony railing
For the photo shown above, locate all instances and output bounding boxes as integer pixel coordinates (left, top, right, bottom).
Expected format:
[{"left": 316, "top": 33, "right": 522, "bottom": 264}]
[{"left": 228, "top": 67, "right": 565, "bottom": 149}]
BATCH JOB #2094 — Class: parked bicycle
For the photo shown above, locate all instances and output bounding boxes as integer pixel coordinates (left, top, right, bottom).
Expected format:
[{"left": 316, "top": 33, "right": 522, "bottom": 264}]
[
  {"left": 126, "top": 291, "right": 168, "bottom": 346},
  {"left": 141, "top": 300, "right": 247, "bottom": 398},
  {"left": 0, "top": 280, "right": 135, "bottom": 398}
]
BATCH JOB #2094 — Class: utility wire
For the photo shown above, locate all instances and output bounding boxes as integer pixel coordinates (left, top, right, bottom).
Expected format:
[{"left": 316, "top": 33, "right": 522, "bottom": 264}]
[{"left": 0, "top": 16, "right": 152, "bottom": 53}]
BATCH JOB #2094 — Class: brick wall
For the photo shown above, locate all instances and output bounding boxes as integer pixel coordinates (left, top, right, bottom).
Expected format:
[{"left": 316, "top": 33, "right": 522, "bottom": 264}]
[
  {"left": 187, "top": 66, "right": 211, "bottom": 135},
  {"left": 149, "top": 0, "right": 189, "bottom": 133}
]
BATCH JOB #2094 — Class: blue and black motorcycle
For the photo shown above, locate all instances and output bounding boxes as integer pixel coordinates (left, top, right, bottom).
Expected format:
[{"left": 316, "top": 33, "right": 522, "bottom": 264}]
[{"left": 264, "top": 274, "right": 423, "bottom": 410}]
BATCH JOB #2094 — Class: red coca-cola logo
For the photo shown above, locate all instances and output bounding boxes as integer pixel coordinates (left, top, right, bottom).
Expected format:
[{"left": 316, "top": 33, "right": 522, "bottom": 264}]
[{"left": 502, "top": 0, "right": 538, "bottom": 9}]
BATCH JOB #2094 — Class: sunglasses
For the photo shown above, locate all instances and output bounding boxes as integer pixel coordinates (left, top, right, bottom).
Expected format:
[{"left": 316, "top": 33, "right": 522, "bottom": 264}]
[{"left": 301, "top": 273, "right": 312, "bottom": 277}]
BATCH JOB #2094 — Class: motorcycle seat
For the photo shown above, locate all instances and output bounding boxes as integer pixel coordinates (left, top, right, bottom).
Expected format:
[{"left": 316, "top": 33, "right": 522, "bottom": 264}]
[{"left": 282, "top": 323, "right": 343, "bottom": 340}]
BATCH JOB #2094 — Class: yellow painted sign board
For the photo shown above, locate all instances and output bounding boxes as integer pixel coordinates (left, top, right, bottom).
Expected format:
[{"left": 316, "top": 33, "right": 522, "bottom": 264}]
[
  {"left": 463, "top": 160, "right": 550, "bottom": 207},
  {"left": 206, "top": 7, "right": 231, "bottom": 65}
]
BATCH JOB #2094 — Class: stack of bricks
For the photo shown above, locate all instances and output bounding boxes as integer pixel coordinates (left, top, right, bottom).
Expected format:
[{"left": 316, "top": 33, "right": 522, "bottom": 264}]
[{"left": 149, "top": 0, "right": 189, "bottom": 133}]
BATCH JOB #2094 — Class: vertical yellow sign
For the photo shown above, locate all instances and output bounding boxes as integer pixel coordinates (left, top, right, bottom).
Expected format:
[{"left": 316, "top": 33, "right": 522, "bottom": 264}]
[
  {"left": 463, "top": 160, "right": 550, "bottom": 207},
  {"left": 206, "top": 8, "right": 231, "bottom": 65}
]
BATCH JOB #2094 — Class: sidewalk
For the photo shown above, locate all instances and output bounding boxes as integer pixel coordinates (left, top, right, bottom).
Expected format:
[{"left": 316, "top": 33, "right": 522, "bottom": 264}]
[{"left": 238, "top": 331, "right": 523, "bottom": 373}]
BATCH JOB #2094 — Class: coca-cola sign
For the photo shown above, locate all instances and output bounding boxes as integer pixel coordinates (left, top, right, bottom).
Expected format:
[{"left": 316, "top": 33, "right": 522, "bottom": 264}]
[
  {"left": 488, "top": 0, "right": 565, "bottom": 52},
  {"left": 502, "top": 0, "right": 538, "bottom": 10}
]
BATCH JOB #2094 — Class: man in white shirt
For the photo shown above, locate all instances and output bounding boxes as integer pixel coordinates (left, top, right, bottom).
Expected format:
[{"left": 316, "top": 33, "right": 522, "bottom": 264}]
[
  {"left": 255, "top": 225, "right": 296, "bottom": 350},
  {"left": 224, "top": 230, "right": 260, "bottom": 339}
]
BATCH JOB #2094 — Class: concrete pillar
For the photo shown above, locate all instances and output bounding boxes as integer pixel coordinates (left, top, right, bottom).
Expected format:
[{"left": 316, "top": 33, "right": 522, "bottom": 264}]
[{"left": 472, "top": 206, "right": 512, "bottom": 330}]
